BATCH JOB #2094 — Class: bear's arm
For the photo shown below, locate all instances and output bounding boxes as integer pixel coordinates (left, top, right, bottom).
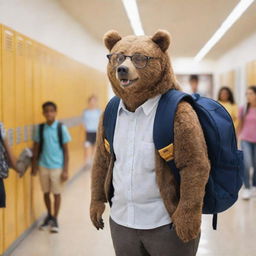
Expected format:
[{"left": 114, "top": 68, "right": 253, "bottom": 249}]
[
  {"left": 90, "top": 112, "right": 110, "bottom": 203},
  {"left": 172, "top": 101, "right": 210, "bottom": 241}
]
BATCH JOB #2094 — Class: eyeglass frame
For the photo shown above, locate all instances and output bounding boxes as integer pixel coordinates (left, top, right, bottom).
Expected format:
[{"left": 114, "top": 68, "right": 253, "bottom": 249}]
[{"left": 106, "top": 53, "right": 159, "bottom": 69}]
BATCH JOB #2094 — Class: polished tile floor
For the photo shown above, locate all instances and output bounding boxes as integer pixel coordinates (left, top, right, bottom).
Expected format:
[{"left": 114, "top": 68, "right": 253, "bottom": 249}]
[{"left": 12, "top": 169, "right": 256, "bottom": 256}]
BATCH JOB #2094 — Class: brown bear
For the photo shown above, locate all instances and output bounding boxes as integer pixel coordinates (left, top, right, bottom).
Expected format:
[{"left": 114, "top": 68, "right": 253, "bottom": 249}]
[{"left": 90, "top": 29, "right": 210, "bottom": 256}]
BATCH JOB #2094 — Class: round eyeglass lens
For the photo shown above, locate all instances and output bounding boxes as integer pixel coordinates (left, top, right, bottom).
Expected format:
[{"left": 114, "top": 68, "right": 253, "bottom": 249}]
[
  {"left": 114, "top": 54, "right": 125, "bottom": 66},
  {"left": 132, "top": 54, "right": 147, "bottom": 68}
]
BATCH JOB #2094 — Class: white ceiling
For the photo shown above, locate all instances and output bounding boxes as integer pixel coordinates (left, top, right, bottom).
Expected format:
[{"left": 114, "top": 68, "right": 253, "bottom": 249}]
[{"left": 58, "top": 0, "right": 256, "bottom": 59}]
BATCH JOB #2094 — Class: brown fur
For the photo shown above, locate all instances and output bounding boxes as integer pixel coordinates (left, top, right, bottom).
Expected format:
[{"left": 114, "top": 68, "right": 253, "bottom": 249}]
[
  {"left": 104, "top": 30, "right": 122, "bottom": 51},
  {"left": 90, "top": 30, "right": 210, "bottom": 242},
  {"left": 90, "top": 113, "right": 110, "bottom": 229},
  {"left": 172, "top": 102, "right": 210, "bottom": 241},
  {"left": 151, "top": 30, "right": 171, "bottom": 52}
]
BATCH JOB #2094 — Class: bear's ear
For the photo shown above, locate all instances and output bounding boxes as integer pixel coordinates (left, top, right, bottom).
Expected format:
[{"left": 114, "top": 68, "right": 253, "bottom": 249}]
[
  {"left": 151, "top": 30, "right": 171, "bottom": 52},
  {"left": 103, "top": 30, "right": 122, "bottom": 51}
]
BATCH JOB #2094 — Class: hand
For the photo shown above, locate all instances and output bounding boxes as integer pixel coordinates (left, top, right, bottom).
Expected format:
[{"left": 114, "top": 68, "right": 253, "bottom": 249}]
[
  {"left": 16, "top": 168, "right": 24, "bottom": 178},
  {"left": 31, "top": 167, "right": 38, "bottom": 176},
  {"left": 15, "top": 162, "right": 25, "bottom": 178},
  {"left": 90, "top": 201, "right": 105, "bottom": 230},
  {"left": 61, "top": 170, "right": 68, "bottom": 182},
  {"left": 172, "top": 204, "right": 201, "bottom": 243}
]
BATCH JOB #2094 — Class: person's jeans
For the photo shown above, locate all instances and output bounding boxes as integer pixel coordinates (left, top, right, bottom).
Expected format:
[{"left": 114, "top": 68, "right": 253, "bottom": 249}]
[{"left": 241, "top": 140, "right": 256, "bottom": 189}]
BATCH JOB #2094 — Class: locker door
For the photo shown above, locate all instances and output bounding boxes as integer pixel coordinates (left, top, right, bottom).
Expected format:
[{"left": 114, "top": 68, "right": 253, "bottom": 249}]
[
  {"left": 0, "top": 24, "right": 3, "bottom": 256},
  {"left": 247, "top": 60, "right": 256, "bottom": 85},
  {"left": 40, "top": 48, "right": 47, "bottom": 103},
  {"left": 31, "top": 42, "right": 44, "bottom": 220},
  {"left": 2, "top": 26, "right": 17, "bottom": 251},
  {"left": 220, "top": 70, "right": 235, "bottom": 91},
  {"left": 15, "top": 33, "right": 26, "bottom": 237},
  {"left": 23, "top": 38, "right": 33, "bottom": 228}
]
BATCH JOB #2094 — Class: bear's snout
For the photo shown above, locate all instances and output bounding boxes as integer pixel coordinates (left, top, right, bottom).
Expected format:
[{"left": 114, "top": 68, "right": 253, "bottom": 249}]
[
  {"left": 115, "top": 62, "right": 139, "bottom": 88},
  {"left": 117, "top": 66, "right": 129, "bottom": 78}
]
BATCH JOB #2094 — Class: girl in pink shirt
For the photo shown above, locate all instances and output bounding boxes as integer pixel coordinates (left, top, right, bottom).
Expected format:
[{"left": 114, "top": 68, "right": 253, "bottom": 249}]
[{"left": 238, "top": 86, "right": 256, "bottom": 200}]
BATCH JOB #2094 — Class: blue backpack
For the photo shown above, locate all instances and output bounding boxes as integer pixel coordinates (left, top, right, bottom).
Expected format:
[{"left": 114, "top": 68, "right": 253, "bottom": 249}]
[{"left": 103, "top": 89, "right": 243, "bottom": 229}]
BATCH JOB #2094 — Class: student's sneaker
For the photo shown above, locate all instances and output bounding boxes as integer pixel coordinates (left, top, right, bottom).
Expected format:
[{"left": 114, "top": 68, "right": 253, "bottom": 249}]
[
  {"left": 242, "top": 189, "right": 251, "bottom": 200},
  {"left": 50, "top": 217, "right": 59, "bottom": 233},
  {"left": 251, "top": 187, "right": 256, "bottom": 197},
  {"left": 39, "top": 214, "right": 53, "bottom": 230}
]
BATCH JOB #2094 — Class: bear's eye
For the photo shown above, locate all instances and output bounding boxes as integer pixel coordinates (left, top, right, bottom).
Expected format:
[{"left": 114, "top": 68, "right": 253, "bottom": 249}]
[
  {"left": 116, "top": 54, "right": 126, "bottom": 65},
  {"left": 107, "top": 53, "right": 126, "bottom": 66},
  {"left": 132, "top": 54, "right": 148, "bottom": 68}
]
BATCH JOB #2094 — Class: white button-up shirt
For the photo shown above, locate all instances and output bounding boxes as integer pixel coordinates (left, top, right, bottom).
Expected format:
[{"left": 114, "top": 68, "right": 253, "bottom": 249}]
[{"left": 110, "top": 95, "right": 171, "bottom": 229}]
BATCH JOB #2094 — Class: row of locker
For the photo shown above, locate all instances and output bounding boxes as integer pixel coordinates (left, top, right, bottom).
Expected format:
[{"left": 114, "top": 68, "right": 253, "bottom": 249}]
[{"left": 0, "top": 24, "right": 108, "bottom": 254}]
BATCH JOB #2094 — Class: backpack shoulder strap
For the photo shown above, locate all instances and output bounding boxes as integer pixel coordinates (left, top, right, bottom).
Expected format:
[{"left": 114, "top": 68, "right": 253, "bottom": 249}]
[
  {"left": 57, "top": 122, "right": 63, "bottom": 149},
  {"left": 153, "top": 89, "right": 193, "bottom": 184},
  {"left": 103, "top": 96, "right": 121, "bottom": 156},
  {"left": 39, "top": 123, "right": 45, "bottom": 154}
]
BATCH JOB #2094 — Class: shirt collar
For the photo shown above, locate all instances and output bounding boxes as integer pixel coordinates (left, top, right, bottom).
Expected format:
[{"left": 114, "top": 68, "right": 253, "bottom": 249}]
[
  {"left": 119, "top": 95, "right": 161, "bottom": 116},
  {"left": 46, "top": 120, "right": 58, "bottom": 128}
]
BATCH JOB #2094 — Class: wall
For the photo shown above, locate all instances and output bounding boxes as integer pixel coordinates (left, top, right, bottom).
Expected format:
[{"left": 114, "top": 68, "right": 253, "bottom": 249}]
[
  {"left": 0, "top": 24, "right": 108, "bottom": 254},
  {"left": 0, "top": 0, "right": 108, "bottom": 71},
  {"left": 172, "top": 57, "right": 216, "bottom": 75}
]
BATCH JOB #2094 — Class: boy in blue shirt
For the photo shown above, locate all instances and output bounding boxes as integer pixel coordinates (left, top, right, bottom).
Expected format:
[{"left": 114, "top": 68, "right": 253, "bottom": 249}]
[{"left": 32, "top": 102, "right": 71, "bottom": 233}]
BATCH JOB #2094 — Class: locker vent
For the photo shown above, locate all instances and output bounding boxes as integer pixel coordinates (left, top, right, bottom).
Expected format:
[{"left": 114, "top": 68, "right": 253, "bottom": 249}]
[
  {"left": 4, "top": 31, "right": 14, "bottom": 51},
  {"left": 17, "top": 37, "right": 24, "bottom": 56},
  {"left": 26, "top": 41, "right": 32, "bottom": 57}
]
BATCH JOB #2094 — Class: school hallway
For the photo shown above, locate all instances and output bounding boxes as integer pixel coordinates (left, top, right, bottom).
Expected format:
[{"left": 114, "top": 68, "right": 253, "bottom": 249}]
[
  {"left": 1, "top": 1, "right": 256, "bottom": 255},
  {"left": 10, "top": 167, "right": 256, "bottom": 256}
]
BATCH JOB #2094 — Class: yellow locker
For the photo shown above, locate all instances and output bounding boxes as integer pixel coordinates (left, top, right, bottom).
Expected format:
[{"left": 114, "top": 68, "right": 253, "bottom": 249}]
[
  {"left": 2, "top": 26, "right": 17, "bottom": 250},
  {"left": 220, "top": 70, "right": 235, "bottom": 90},
  {"left": 41, "top": 48, "right": 51, "bottom": 104},
  {"left": 15, "top": 33, "right": 26, "bottom": 237},
  {"left": 47, "top": 50, "right": 54, "bottom": 103},
  {"left": 31, "top": 42, "right": 44, "bottom": 221},
  {"left": 23, "top": 38, "right": 33, "bottom": 228},
  {"left": 247, "top": 60, "right": 256, "bottom": 85},
  {"left": 0, "top": 24, "right": 3, "bottom": 256}
]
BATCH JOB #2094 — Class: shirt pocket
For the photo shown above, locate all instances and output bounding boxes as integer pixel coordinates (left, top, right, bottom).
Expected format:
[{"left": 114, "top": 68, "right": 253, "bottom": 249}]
[{"left": 139, "top": 141, "right": 156, "bottom": 171}]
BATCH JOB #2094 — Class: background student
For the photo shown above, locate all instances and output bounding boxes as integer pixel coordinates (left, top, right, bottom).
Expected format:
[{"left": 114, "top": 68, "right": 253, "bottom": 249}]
[
  {"left": 0, "top": 124, "right": 21, "bottom": 208},
  {"left": 238, "top": 86, "right": 256, "bottom": 200},
  {"left": 31, "top": 101, "right": 71, "bottom": 233},
  {"left": 218, "top": 86, "right": 238, "bottom": 128},
  {"left": 82, "top": 95, "right": 101, "bottom": 166}
]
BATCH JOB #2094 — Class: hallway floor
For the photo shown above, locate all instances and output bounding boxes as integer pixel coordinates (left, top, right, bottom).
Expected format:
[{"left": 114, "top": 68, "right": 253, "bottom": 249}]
[{"left": 12, "top": 168, "right": 256, "bottom": 256}]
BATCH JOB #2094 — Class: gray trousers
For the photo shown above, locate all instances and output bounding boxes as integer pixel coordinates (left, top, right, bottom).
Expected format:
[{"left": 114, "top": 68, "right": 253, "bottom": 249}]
[{"left": 110, "top": 218, "right": 200, "bottom": 256}]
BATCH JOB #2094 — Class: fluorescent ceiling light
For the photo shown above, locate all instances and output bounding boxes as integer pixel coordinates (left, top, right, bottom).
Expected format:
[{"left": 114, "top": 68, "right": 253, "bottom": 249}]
[
  {"left": 194, "top": 0, "right": 255, "bottom": 62},
  {"left": 122, "top": 0, "right": 145, "bottom": 36}
]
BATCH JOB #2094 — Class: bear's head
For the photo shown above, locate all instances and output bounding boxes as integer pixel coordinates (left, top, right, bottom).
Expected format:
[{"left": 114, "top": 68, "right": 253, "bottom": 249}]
[{"left": 104, "top": 30, "right": 180, "bottom": 111}]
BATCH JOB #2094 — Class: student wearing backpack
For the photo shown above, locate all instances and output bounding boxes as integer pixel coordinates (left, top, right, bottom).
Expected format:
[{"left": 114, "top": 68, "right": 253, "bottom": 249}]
[
  {"left": 238, "top": 86, "right": 256, "bottom": 200},
  {"left": 91, "top": 30, "right": 243, "bottom": 256},
  {"left": 0, "top": 124, "right": 21, "bottom": 208},
  {"left": 31, "top": 102, "right": 71, "bottom": 233},
  {"left": 91, "top": 30, "right": 208, "bottom": 256}
]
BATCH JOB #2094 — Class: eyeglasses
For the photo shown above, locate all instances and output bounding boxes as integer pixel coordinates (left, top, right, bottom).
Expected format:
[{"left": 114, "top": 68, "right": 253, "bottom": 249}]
[{"left": 106, "top": 53, "right": 159, "bottom": 69}]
